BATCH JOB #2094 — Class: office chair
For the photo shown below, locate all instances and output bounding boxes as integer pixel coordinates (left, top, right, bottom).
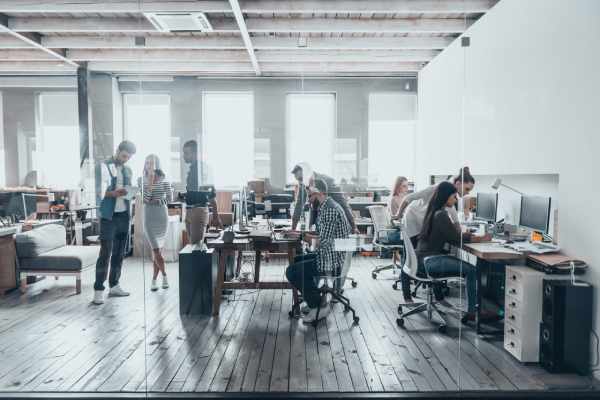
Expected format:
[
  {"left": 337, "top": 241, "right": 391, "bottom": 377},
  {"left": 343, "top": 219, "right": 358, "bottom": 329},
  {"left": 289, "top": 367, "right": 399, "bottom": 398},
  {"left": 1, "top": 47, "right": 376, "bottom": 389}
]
[
  {"left": 312, "top": 251, "right": 360, "bottom": 327},
  {"left": 367, "top": 205, "right": 404, "bottom": 280},
  {"left": 396, "top": 224, "right": 457, "bottom": 334}
]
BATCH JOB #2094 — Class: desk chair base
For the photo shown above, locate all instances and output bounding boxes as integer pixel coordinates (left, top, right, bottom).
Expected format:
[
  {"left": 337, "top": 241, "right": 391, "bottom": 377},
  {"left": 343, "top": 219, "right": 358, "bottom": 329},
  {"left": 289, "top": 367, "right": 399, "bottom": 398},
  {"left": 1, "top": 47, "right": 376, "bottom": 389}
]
[
  {"left": 371, "top": 263, "right": 400, "bottom": 279},
  {"left": 396, "top": 285, "right": 449, "bottom": 334},
  {"left": 313, "top": 287, "right": 359, "bottom": 327}
]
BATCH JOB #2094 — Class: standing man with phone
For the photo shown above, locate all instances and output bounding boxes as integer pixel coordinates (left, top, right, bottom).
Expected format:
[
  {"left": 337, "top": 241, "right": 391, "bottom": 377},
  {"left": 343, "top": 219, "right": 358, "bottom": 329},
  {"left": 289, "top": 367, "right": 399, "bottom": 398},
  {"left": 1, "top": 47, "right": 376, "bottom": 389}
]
[{"left": 92, "top": 140, "right": 137, "bottom": 305}]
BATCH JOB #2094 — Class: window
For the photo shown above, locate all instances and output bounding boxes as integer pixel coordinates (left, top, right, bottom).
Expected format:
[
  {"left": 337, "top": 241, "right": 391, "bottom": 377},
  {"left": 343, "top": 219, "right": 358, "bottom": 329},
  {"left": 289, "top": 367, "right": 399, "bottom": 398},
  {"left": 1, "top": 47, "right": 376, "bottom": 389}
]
[
  {"left": 286, "top": 93, "right": 336, "bottom": 180},
  {"left": 254, "top": 138, "right": 271, "bottom": 179},
  {"left": 334, "top": 138, "right": 357, "bottom": 183},
  {"left": 368, "top": 93, "right": 417, "bottom": 186},
  {"left": 0, "top": 91, "right": 4, "bottom": 188},
  {"left": 202, "top": 92, "right": 254, "bottom": 189},
  {"left": 35, "top": 92, "right": 80, "bottom": 189},
  {"left": 123, "top": 94, "right": 177, "bottom": 183}
]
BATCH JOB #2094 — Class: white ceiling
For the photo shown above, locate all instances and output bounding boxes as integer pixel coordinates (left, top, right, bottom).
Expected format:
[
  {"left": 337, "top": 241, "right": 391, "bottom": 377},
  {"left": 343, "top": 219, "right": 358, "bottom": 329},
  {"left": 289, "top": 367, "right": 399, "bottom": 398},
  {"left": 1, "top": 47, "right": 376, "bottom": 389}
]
[{"left": 0, "top": 0, "right": 499, "bottom": 77}]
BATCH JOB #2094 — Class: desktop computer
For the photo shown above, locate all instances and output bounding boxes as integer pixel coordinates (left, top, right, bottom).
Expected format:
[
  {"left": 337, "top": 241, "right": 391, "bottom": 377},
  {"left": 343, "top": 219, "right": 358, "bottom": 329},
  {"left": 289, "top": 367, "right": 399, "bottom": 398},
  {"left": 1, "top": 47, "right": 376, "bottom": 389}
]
[
  {"left": 475, "top": 192, "right": 498, "bottom": 223},
  {"left": 519, "top": 195, "right": 551, "bottom": 234}
]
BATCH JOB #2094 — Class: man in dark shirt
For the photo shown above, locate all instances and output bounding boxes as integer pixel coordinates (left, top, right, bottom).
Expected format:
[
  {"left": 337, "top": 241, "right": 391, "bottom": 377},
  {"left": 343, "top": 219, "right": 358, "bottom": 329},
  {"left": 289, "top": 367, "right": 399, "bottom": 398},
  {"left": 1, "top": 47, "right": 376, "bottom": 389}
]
[
  {"left": 183, "top": 140, "right": 221, "bottom": 244},
  {"left": 290, "top": 164, "right": 356, "bottom": 232}
]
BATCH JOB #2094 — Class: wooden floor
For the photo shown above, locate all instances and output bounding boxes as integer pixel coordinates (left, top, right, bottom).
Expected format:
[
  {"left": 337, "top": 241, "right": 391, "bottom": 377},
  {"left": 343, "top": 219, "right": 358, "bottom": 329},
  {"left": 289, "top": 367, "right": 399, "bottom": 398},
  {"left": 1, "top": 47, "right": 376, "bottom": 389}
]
[{"left": 0, "top": 255, "right": 597, "bottom": 394}]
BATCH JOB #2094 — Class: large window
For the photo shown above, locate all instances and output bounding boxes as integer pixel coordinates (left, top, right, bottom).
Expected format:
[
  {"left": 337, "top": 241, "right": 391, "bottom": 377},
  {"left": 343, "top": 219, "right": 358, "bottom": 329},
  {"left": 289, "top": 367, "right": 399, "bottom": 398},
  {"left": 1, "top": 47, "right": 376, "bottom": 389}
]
[
  {"left": 202, "top": 92, "right": 254, "bottom": 189},
  {"left": 286, "top": 93, "right": 336, "bottom": 179},
  {"left": 334, "top": 138, "right": 357, "bottom": 183},
  {"left": 35, "top": 92, "right": 80, "bottom": 189},
  {"left": 368, "top": 93, "right": 417, "bottom": 186},
  {"left": 0, "top": 91, "right": 4, "bottom": 188},
  {"left": 123, "top": 94, "right": 177, "bottom": 183}
]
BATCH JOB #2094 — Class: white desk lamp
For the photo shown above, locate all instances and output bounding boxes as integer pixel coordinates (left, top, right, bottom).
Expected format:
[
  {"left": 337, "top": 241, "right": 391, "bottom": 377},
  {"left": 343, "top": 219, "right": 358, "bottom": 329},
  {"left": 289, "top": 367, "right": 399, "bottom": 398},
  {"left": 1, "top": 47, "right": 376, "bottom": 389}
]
[{"left": 491, "top": 178, "right": 524, "bottom": 195}]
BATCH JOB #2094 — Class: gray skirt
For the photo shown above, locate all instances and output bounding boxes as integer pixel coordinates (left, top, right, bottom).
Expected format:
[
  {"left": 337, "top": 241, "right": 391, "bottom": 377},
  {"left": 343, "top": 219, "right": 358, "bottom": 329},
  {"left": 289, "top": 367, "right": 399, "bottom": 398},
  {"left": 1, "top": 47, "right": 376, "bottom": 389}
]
[{"left": 144, "top": 203, "right": 168, "bottom": 249}]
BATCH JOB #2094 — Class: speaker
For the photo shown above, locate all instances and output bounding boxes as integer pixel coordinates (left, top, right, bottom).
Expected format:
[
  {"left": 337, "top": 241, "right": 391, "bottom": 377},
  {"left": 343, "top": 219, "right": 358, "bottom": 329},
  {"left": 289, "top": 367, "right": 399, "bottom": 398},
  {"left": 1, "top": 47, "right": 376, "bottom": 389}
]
[{"left": 539, "top": 279, "right": 592, "bottom": 375}]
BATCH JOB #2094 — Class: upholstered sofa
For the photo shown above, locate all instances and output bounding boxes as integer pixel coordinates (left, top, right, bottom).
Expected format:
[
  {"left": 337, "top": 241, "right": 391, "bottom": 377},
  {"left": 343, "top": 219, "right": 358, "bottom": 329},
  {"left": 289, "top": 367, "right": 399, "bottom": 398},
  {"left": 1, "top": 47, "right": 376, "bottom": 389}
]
[{"left": 15, "top": 224, "right": 100, "bottom": 294}]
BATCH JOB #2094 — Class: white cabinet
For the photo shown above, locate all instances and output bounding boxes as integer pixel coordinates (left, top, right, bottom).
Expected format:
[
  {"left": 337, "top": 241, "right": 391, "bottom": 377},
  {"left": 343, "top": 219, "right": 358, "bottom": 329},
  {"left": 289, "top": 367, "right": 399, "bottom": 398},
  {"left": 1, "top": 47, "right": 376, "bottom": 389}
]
[{"left": 504, "top": 266, "right": 545, "bottom": 362}]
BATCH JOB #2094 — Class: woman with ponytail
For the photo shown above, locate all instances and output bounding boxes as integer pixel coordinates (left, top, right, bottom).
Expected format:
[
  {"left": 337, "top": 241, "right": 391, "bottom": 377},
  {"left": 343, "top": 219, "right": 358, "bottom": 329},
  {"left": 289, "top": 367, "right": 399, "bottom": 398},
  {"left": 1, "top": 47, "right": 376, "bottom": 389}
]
[
  {"left": 397, "top": 167, "right": 476, "bottom": 301},
  {"left": 415, "top": 181, "right": 490, "bottom": 320}
]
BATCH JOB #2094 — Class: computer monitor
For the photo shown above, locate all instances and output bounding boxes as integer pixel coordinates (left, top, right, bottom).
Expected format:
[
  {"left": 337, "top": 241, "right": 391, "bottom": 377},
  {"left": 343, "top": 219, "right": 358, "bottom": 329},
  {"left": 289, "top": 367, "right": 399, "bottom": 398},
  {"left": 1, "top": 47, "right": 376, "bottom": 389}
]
[
  {"left": 519, "top": 195, "right": 551, "bottom": 233},
  {"left": 475, "top": 192, "right": 498, "bottom": 222}
]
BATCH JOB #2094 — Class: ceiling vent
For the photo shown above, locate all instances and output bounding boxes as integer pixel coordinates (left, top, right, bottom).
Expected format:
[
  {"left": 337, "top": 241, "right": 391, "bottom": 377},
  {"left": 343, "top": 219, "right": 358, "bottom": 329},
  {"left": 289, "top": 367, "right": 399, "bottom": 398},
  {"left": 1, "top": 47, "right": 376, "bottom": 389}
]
[{"left": 144, "top": 12, "right": 213, "bottom": 32}]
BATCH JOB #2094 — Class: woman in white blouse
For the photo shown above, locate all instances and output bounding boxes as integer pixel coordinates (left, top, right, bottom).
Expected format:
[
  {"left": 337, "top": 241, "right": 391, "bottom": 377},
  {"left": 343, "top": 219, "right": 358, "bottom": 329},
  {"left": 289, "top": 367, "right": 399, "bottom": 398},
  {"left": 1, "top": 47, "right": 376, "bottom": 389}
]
[
  {"left": 142, "top": 154, "right": 172, "bottom": 291},
  {"left": 389, "top": 176, "right": 409, "bottom": 218}
]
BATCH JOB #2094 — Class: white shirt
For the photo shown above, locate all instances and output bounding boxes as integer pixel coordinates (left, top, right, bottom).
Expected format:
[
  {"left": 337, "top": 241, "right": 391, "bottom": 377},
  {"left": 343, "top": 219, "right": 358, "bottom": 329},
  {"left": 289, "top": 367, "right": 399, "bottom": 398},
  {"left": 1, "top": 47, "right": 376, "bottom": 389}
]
[
  {"left": 402, "top": 183, "right": 460, "bottom": 238},
  {"left": 101, "top": 163, "right": 127, "bottom": 213}
]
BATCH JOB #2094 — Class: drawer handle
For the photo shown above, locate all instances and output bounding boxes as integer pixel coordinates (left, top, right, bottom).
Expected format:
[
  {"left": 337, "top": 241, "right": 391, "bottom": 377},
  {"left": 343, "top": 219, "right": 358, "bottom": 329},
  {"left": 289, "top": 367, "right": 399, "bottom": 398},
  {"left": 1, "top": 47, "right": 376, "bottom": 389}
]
[
  {"left": 509, "top": 289, "right": 517, "bottom": 295},
  {"left": 510, "top": 342, "right": 515, "bottom": 348},
  {"left": 510, "top": 328, "right": 515, "bottom": 334},
  {"left": 509, "top": 315, "right": 515, "bottom": 321},
  {"left": 512, "top": 275, "right": 517, "bottom": 281},
  {"left": 511, "top": 302, "right": 516, "bottom": 308}
]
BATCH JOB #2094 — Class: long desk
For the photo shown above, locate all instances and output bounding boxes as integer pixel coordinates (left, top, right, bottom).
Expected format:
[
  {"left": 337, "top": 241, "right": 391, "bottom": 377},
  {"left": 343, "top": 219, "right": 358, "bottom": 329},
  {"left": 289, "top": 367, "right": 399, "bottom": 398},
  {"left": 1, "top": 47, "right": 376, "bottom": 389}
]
[
  {"left": 207, "top": 233, "right": 302, "bottom": 316},
  {"left": 459, "top": 242, "right": 526, "bottom": 336}
]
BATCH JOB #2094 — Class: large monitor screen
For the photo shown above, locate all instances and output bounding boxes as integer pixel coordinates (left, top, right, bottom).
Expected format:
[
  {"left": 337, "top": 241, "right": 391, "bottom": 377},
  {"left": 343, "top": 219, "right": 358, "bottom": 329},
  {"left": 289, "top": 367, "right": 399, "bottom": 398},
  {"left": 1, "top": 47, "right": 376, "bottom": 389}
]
[
  {"left": 475, "top": 192, "right": 498, "bottom": 222},
  {"left": 519, "top": 195, "right": 551, "bottom": 233}
]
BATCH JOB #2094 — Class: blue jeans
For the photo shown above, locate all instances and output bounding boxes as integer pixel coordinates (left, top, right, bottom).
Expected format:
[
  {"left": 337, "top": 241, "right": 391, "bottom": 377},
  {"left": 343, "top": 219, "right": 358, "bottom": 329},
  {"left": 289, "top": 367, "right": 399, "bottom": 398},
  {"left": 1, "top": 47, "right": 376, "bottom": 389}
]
[
  {"left": 420, "top": 255, "right": 477, "bottom": 313},
  {"left": 286, "top": 253, "right": 321, "bottom": 308}
]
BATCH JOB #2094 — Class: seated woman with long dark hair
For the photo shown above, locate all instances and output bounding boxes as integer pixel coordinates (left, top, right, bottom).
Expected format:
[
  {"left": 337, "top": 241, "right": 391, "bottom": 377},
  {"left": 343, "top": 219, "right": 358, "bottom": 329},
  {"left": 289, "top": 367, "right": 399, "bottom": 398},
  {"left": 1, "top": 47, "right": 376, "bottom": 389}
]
[{"left": 416, "top": 181, "right": 491, "bottom": 320}]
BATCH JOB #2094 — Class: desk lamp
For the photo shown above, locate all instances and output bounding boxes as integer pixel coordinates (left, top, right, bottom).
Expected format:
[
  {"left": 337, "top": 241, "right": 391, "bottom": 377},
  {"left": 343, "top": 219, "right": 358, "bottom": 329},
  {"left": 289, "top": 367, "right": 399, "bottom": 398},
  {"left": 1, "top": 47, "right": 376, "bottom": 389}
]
[{"left": 491, "top": 178, "right": 524, "bottom": 195}]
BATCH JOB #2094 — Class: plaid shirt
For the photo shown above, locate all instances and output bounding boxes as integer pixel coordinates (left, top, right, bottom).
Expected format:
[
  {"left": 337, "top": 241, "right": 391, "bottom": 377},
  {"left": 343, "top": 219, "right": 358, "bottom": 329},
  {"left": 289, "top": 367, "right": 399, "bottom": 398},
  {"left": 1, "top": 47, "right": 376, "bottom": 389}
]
[{"left": 316, "top": 197, "right": 352, "bottom": 276}]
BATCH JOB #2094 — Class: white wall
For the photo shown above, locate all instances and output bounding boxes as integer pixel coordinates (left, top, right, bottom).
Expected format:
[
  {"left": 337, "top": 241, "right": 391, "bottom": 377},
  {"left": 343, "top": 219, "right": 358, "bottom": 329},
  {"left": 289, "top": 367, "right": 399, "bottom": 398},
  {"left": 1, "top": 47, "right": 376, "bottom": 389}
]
[{"left": 418, "top": 0, "right": 600, "bottom": 375}]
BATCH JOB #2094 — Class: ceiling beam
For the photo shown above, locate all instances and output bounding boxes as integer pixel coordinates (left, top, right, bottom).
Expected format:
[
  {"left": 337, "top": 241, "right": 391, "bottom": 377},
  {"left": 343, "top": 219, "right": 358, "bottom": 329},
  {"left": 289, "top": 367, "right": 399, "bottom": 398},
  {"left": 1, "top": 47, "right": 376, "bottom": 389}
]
[
  {"left": 228, "top": 0, "right": 260, "bottom": 75},
  {"left": 0, "top": 49, "right": 62, "bottom": 60},
  {"left": 0, "top": 33, "right": 31, "bottom": 48},
  {"left": 244, "top": 18, "right": 472, "bottom": 34},
  {"left": 0, "top": 0, "right": 497, "bottom": 14},
  {"left": 85, "top": 60, "right": 423, "bottom": 74},
  {"left": 35, "top": 35, "right": 454, "bottom": 50},
  {"left": 64, "top": 48, "right": 438, "bottom": 63},
  {"left": 8, "top": 16, "right": 471, "bottom": 34},
  {"left": 0, "top": 13, "right": 78, "bottom": 67},
  {"left": 0, "top": 61, "right": 77, "bottom": 74}
]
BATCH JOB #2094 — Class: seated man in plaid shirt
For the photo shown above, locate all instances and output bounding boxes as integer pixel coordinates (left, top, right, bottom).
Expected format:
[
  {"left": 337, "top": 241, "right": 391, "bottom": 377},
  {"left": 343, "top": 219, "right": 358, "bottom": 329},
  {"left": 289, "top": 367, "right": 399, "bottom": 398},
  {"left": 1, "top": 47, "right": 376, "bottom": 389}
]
[{"left": 285, "top": 178, "right": 352, "bottom": 324}]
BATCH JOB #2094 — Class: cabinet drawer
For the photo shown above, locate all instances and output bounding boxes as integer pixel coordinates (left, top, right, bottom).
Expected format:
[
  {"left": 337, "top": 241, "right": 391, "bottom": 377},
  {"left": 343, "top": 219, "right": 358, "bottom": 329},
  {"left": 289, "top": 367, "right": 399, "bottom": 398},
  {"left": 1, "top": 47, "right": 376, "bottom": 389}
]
[
  {"left": 505, "top": 282, "right": 524, "bottom": 302},
  {"left": 505, "top": 297, "right": 522, "bottom": 313},
  {"left": 506, "top": 268, "right": 524, "bottom": 286},
  {"left": 505, "top": 321, "right": 521, "bottom": 338},
  {"left": 505, "top": 307, "right": 523, "bottom": 329},
  {"left": 504, "top": 335, "right": 523, "bottom": 360}
]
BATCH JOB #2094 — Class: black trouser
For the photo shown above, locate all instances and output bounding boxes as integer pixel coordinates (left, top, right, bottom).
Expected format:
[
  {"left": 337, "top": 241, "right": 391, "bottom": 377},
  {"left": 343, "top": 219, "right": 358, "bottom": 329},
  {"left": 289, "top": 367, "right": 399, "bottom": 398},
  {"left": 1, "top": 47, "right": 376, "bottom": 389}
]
[
  {"left": 94, "top": 212, "right": 130, "bottom": 291},
  {"left": 285, "top": 253, "right": 321, "bottom": 308},
  {"left": 401, "top": 235, "right": 420, "bottom": 299}
]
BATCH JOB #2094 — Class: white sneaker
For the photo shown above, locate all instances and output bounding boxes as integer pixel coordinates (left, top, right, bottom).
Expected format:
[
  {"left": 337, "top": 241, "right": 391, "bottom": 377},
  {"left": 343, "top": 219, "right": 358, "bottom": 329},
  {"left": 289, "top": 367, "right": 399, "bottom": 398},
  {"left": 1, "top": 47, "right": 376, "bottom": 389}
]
[
  {"left": 150, "top": 280, "right": 158, "bottom": 291},
  {"left": 92, "top": 290, "right": 104, "bottom": 305},
  {"left": 302, "top": 303, "right": 331, "bottom": 324},
  {"left": 162, "top": 275, "right": 169, "bottom": 289},
  {"left": 108, "top": 285, "right": 130, "bottom": 297}
]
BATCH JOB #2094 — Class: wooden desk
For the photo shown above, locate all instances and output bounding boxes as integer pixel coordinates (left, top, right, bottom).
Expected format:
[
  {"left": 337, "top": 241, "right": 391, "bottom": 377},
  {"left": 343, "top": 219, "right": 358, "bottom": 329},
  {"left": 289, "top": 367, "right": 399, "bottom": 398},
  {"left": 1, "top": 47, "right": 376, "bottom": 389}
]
[
  {"left": 459, "top": 242, "right": 525, "bottom": 336},
  {"left": 207, "top": 235, "right": 302, "bottom": 316}
]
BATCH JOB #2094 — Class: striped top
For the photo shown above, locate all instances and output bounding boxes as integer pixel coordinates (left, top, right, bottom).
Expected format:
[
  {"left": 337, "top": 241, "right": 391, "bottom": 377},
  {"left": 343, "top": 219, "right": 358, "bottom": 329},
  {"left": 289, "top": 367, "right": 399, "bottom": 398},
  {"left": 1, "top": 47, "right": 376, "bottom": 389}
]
[{"left": 143, "top": 179, "right": 171, "bottom": 205}]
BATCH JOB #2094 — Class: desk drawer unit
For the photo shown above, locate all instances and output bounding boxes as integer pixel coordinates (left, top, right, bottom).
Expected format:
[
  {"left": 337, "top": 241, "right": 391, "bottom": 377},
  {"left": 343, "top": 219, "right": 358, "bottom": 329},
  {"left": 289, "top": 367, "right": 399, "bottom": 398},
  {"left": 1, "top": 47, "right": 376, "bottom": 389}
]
[{"left": 504, "top": 266, "right": 545, "bottom": 362}]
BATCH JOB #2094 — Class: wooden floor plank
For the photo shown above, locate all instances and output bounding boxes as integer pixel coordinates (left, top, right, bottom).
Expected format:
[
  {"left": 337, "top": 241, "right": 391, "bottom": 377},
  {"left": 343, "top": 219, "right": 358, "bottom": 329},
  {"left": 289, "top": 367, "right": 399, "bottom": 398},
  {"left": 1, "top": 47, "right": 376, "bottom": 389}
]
[
  {"left": 253, "top": 289, "right": 283, "bottom": 391},
  {"left": 269, "top": 291, "right": 293, "bottom": 392},
  {"left": 304, "top": 314, "right": 324, "bottom": 392},
  {"left": 325, "top": 305, "right": 354, "bottom": 392}
]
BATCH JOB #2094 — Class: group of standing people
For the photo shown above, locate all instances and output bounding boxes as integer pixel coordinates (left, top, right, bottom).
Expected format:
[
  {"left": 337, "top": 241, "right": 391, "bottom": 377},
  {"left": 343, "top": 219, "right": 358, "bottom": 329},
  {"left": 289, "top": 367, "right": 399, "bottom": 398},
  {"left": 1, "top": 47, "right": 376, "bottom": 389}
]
[{"left": 92, "top": 139, "right": 212, "bottom": 305}]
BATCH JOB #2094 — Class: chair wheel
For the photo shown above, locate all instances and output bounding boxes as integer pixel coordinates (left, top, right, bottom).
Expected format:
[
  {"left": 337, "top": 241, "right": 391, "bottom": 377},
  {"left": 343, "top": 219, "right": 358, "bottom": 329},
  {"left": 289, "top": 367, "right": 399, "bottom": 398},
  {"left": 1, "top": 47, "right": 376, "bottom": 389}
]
[
  {"left": 438, "top": 325, "right": 447, "bottom": 334},
  {"left": 351, "top": 281, "right": 357, "bottom": 288},
  {"left": 353, "top": 316, "right": 360, "bottom": 324},
  {"left": 397, "top": 305, "right": 403, "bottom": 314},
  {"left": 411, "top": 290, "right": 418, "bottom": 297},
  {"left": 371, "top": 272, "right": 377, "bottom": 279},
  {"left": 396, "top": 318, "right": 405, "bottom": 328},
  {"left": 392, "top": 283, "right": 398, "bottom": 290},
  {"left": 344, "top": 305, "right": 350, "bottom": 312},
  {"left": 311, "top": 319, "right": 319, "bottom": 327}
]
